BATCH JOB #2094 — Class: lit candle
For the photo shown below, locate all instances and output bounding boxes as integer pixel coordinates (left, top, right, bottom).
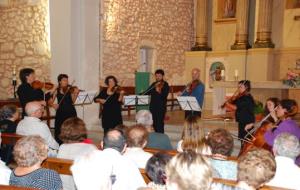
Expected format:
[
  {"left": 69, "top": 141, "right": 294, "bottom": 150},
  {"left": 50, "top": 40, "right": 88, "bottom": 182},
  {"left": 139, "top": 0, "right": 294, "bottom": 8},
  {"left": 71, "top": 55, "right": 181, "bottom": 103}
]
[
  {"left": 234, "top": 69, "right": 238, "bottom": 77},
  {"left": 13, "top": 65, "right": 16, "bottom": 75},
  {"left": 221, "top": 70, "right": 225, "bottom": 77}
]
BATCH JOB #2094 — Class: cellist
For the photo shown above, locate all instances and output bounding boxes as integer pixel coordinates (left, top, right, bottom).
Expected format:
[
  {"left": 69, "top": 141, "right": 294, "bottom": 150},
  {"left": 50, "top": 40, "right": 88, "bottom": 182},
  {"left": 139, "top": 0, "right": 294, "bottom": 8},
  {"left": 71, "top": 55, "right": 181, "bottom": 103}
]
[{"left": 223, "top": 80, "right": 255, "bottom": 144}]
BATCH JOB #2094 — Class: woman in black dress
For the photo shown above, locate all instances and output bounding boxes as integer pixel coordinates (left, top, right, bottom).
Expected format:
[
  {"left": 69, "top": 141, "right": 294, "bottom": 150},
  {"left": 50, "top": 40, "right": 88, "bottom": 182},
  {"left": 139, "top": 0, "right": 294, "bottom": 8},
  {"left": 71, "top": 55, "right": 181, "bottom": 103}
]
[
  {"left": 50, "top": 74, "right": 78, "bottom": 144},
  {"left": 224, "top": 80, "right": 255, "bottom": 142},
  {"left": 94, "top": 75, "right": 124, "bottom": 134}
]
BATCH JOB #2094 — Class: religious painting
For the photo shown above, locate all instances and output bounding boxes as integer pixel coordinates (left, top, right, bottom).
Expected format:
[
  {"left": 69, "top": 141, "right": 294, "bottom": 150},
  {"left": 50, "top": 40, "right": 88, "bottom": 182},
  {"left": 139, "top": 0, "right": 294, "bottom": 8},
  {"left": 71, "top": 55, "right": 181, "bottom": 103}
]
[
  {"left": 218, "top": 0, "right": 237, "bottom": 19},
  {"left": 205, "top": 57, "right": 226, "bottom": 92},
  {"left": 286, "top": 0, "right": 300, "bottom": 9}
]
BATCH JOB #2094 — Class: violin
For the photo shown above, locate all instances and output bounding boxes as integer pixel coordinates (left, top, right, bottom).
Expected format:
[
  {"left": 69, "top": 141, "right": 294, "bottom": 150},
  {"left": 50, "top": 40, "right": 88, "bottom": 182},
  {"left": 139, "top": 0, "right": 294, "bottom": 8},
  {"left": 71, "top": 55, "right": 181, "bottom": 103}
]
[
  {"left": 61, "top": 85, "right": 81, "bottom": 94},
  {"left": 112, "top": 85, "right": 125, "bottom": 94},
  {"left": 187, "top": 80, "right": 200, "bottom": 94},
  {"left": 155, "top": 81, "right": 165, "bottom": 93},
  {"left": 32, "top": 80, "right": 54, "bottom": 90},
  {"left": 221, "top": 90, "right": 246, "bottom": 109}
]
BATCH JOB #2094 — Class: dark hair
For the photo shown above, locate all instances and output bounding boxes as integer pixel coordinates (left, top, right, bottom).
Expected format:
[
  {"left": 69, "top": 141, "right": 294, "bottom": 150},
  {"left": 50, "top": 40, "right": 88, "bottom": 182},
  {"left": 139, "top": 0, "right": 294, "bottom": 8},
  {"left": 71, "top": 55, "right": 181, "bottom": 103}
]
[
  {"left": 57, "top": 74, "right": 68, "bottom": 83},
  {"left": 104, "top": 75, "right": 118, "bottom": 86},
  {"left": 280, "top": 99, "right": 298, "bottom": 117},
  {"left": 103, "top": 129, "right": 126, "bottom": 152},
  {"left": 239, "top": 80, "right": 251, "bottom": 92},
  {"left": 155, "top": 69, "right": 165, "bottom": 76},
  {"left": 264, "top": 97, "right": 279, "bottom": 115},
  {"left": 19, "top": 68, "right": 34, "bottom": 84},
  {"left": 59, "top": 117, "right": 87, "bottom": 143},
  {"left": 207, "top": 128, "right": 233, "bottom": 156},
  {"left": 146, "top": 153, "right": 171, "bottom": 185},
  {"left": 0, "top": 104, "right": 18, "bottom": 120}
]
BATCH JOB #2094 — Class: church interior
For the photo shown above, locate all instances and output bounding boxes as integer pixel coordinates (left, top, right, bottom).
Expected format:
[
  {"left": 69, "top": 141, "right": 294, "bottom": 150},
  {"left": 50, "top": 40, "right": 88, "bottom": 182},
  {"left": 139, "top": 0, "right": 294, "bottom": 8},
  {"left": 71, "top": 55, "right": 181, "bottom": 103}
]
[{"left": 1, "top": 0, "right": 300, "bottom": 189}]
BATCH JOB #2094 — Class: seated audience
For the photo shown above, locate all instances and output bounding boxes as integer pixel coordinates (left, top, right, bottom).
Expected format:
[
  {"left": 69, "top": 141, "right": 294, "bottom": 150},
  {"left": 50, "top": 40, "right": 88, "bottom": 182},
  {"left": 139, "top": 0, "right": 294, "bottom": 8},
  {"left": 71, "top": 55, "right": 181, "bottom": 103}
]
[
  {"left": 136, "top": 110, "right": 173, "bottom": 150},
  {"left": 207, "top": 128, "right": 237, "bottom": 180},
  {"left": 9, "top": 135, "right": 62, "bottom": 189},
  {"left": 0, "top": 104, "right": 20, "bottom": 164},
  {"left": 124, "top": 125, "right": 152, "bottom": 168},
  {"left": 16, "top": 101, "right": 59, "bottom": 156},
  {"left": 57, "top": 117, "right": 97, "bottom": 190},
  {"left": 267, "top": 133, "right": 300, "bottom": 189},
  {"left": 71, "top": 129, "right": 145, "bottom": 190},
  {"left": 237, "top": 148, "right": 276, "bottom": 190},
  {"left": 177, "top": 115, "right": 211, "bottom": 154},
  {"left": 165, "top": 150, "right": 212, "bottom": 190},
  {"left": 0, "top": 134, "right": 11, "bottom": 185},
  {"left": 145, "top": 152, "right": 171, "bottom": 190},
  {"left": 115, "top": 124, "right": 129, "bottom": 137}
]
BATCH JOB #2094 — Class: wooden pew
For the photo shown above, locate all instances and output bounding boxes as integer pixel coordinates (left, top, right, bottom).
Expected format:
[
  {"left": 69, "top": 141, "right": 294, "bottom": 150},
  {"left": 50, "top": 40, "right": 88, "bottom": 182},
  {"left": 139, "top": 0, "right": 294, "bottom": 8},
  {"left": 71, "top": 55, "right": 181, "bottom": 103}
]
[
  {"left": 0, "top": 185, "right": 37, "bottom": 190},
  {"left": 1, "top": 133, "right": 23, "bottom": 146}
]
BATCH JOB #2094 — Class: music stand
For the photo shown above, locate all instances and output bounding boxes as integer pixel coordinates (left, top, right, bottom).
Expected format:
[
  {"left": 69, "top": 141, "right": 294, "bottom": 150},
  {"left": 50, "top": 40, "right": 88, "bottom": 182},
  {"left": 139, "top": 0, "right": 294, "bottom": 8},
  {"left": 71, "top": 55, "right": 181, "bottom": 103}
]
[
  {"left": 124, "top": 95, "right": 150, "bottom": 109},
  {"left": 176, "top": 96, "right": 201, "bottom": 115},
  {"left": 74, "top": 91, "right": 97, "bottom": 119}
]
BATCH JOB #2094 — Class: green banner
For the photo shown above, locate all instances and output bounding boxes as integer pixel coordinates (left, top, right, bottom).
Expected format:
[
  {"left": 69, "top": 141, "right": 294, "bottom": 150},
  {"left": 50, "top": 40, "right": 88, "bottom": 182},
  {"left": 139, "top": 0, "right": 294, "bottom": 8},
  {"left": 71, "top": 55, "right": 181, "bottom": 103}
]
[{"left": 135, "top": 72, "right": 150, "bottom": 111}]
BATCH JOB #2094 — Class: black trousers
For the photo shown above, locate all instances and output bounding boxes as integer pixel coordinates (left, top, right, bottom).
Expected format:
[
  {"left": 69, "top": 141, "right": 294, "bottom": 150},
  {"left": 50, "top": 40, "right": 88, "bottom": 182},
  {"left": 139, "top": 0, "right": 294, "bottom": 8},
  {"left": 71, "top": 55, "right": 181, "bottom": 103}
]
[
  {"left": 151, "top": 108, "right": 166, "bottom": 133},
  {"left": 185, "top": 111, "right": 201, "bottom": 119}
]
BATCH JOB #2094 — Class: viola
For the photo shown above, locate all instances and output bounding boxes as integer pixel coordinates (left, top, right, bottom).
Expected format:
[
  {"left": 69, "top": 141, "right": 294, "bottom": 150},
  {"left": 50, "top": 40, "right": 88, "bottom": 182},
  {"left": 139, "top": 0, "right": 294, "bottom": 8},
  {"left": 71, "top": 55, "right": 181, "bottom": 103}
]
[{"left": 32, "top": 80, "right": 54, "bottom": 90}]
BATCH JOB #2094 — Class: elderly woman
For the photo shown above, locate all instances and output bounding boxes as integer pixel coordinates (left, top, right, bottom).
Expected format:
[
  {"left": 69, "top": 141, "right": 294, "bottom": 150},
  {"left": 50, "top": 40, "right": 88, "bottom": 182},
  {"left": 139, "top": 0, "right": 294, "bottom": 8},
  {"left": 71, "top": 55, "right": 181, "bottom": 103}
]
[
  {"left": 57, "top": 117, "right": 97, "bottom": 190},
  {"left": 136, "top": 110, "right": 173, "bottom": 150},
  {"left": 177, "top": 115, "right": 211, "bottom": 155},
  {"left": 9, "top": 135, "right": 62, "bottom": 189},
  {"left": 207, "top": 128, "right": 237, "bottom": 180}
]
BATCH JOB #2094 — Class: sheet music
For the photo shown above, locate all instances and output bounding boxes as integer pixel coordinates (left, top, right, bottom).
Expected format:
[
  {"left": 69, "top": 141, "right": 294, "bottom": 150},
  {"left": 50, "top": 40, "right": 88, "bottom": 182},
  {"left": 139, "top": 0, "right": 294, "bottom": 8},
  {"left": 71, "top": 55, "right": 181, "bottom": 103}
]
[
  {"left": 124, "top": 95, "right": 150, "bottom": 106},
  {"left": 85, "top": 91, "right": 97, "bottom": 103},
  {"left": 177, "top": 96, "right": 201, "bottom": 111},
  {"left": 74, "top": 91, "right": 87, "bottom": 105}
]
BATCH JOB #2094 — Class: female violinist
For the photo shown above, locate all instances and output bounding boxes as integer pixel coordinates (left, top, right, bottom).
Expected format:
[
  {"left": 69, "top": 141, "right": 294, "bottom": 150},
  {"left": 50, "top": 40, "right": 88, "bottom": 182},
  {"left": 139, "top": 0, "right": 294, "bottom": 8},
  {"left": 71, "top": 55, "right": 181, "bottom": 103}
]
[
  {"left": 224, "top": 80, "right": 255, "bottom": 143},
  {"left": 17, "top": 68, "right": 55, "bottom": 117},
  {"left": 49, "top": 74, "right": 78, "bottom": 144},
  {"left": 94, "top": 75, "right": 124, "bottom": 134}
]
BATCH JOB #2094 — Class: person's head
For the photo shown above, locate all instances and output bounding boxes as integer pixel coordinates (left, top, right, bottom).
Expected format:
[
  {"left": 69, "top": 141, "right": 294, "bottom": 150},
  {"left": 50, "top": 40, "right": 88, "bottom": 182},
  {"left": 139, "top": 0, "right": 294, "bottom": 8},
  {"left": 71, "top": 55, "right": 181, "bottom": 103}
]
[
  {"left": 59, "top": 117, "right": 87, "bottom": 144},
  {"left": 126, "top": 125, "right": 148, "bottom": 148},
  {"left": 104, "top": 75, "right": 118, "bottom": 88},
  {"left": 238, "top": 148, "right": 276, "bottom": 189},
  {"left": 166, "top": 150, "right": 212, "bottom": 190},
  {"left": 238, "top": 80, "right": 251, "bottom": 93},
  {"left": 181, "top": 115, "right": 206, "bottom": 153},
  {"left": 273, "top": 133, "right": 300, "bottom": 160},
  {"left": 25, "top": 101, "right": 44, "bottom": 118},
  {"left": 19, "top": 68, "right": 35, "bottom": 84},
  {"left": 146, "top": 152, "right": 172, "bottom": 185},
  {"left": 57, "top": 74, "right": 69, "bottom": 88},
  {"left": 136, "top": 110, "right": 153, "bottom": 129},
  {"left": 191, "top": 68, "right": 200, "bottom": 81},
  {"left": 155, "top": 69, "right": 165, "bottom": 82},
  {"left": 276, "top": 99, "right": 298, "bottom": 118},
  {"left": 207, "top": 128, "right": 233, "bottom": 156},
  {"left": 13, "top": 135, "right": 48, "bottom": 167},
  {"left": 0, "top": 104, "right": 19, "bottom": 121},
  {"left": 264, "top": 97, "right": 279, "bottom": 114},
  {"left": 114, "top": 124, "right": 129, "bottom": 137},
  {"left": 102, "top": 129, "right": 126, "bottom": 153}
]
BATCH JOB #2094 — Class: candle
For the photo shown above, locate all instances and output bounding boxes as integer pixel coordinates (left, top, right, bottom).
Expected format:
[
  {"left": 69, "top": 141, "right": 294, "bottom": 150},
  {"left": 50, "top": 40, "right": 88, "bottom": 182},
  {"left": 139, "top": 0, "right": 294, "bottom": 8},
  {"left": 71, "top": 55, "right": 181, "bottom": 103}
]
[
  {"left": 221, "top": 70, "right": 225, "bottom": 77},
  {"left": 13, "top": 65, "right": 16, "bottom": 75},
  {"left": 234, "top": 69, "right": 238, "bottom": 77}
]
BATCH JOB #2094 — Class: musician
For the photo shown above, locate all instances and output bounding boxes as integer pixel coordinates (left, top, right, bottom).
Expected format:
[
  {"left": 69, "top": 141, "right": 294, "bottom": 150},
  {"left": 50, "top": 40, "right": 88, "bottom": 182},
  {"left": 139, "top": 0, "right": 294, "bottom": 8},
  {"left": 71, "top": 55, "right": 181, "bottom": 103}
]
[
  {"left": 180, "top": 68, "right": 205, "bottom": 118},
  {"left": 142, "top": 69, "right": 169, "bottom": 133},
  {"left": 17, "top": 68, "right": 54, "bottom": 117},
  {"left": 49, "top": 74, "right": 78, "bottom": 144},
  {"left": 224, "top": 80, "right": 255, "bottom": 141},
  {"left": 94, "top": 75, "right": 124, "bottom": 134}
]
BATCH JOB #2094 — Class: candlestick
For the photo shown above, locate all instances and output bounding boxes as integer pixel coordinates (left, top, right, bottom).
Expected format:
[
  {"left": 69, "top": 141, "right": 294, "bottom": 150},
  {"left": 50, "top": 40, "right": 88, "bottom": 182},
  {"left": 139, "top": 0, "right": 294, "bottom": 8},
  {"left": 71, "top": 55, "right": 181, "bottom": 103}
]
[{"left": 234, "top": 69, "right": 239, "bottom": 81}]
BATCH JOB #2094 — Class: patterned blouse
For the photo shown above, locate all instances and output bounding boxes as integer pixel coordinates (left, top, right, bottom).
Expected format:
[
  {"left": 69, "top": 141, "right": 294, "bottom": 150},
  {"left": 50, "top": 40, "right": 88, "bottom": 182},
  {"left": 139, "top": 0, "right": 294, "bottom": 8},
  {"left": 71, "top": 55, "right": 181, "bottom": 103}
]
[{"left": 10, "top": 168, "right": 62, "bottom": 190}]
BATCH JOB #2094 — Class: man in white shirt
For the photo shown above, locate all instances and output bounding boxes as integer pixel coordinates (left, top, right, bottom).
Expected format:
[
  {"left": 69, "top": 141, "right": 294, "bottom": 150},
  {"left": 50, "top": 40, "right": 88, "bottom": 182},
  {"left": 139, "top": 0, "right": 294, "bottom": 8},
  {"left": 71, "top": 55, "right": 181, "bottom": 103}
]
[
  {"left": 267, "top": 133, "right": 300, "bottom": 189},
  {"left": 71, "top": 129, "right": 146, "bottom": 190},
  {"left": 16, "top": 101, "right": 59, "bottom": 156},
  {"left": 0, "top": 134, "right": 11, "bottom": 185},
  {"left": 123, "top": 125, "right": 152, "bottom": 169}
]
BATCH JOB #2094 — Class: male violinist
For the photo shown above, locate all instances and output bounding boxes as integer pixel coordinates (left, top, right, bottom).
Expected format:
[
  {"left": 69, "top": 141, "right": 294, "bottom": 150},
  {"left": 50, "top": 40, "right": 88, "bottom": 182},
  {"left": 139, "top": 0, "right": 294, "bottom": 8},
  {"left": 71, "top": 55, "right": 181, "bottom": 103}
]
[
  {"left": 179, "top": 68, "right": 205, "bottom": 118},
  {"left": 142, "top": 69, "right": 169, "bottom": 133}
]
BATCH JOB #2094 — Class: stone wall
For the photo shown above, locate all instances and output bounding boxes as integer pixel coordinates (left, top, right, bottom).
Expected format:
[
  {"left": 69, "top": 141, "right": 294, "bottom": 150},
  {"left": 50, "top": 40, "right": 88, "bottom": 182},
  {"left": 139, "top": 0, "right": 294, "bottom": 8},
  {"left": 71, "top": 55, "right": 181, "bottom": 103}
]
[
  {"left": 101, "top": 0, "right": 194, "bottom": 85},
  {"left": 0, "top": 0, "right": 50, "bottom": 99}
]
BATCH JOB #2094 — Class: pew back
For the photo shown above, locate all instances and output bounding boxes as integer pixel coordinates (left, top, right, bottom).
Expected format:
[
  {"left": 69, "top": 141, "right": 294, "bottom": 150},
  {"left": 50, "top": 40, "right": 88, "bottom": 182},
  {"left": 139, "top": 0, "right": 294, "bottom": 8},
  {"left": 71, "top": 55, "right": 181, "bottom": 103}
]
[{"left": 1, "top": 133, "right": 23, "bottom": 146}]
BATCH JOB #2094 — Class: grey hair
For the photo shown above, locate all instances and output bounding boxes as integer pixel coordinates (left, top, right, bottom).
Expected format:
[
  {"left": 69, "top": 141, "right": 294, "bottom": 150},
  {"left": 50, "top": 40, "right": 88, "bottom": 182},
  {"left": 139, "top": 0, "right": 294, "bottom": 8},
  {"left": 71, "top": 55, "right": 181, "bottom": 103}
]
[
  {"left": 136, "top": 110, "right": 153, "bottom": 126},
  {"left": 273, "top": 133, "right": 300, "bottom": 160},
  {"left": 25, "top": 101, "right": 42, "bottom": 116}
]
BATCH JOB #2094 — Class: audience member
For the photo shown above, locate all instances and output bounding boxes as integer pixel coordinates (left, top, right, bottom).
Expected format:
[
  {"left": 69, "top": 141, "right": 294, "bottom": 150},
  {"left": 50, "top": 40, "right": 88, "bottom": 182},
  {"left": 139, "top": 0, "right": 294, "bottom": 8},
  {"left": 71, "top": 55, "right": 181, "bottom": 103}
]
[
  {"left": 9, "top": 136, "right": 62, "bottom": 189},
  {"left": 237, "top": 148, "right": 276, "bottom": 190},
  {"left": 267, "top": 133, "right": 300, "bottom": 189},
  {"left": 71, "top": 129, "right": 145, "bottom": 190},
  {"left": 165, "top": 150, "right": 212, "bottom": 190},
  {"left": 16, "top": 101, "right": 59, "bottom": 156},
  {"left": 0, "top": 134, "right": 11, "bottom": 185},
  {"left": 207, "top": 128, "right": 237, "bottom": 180},
  {"left": 124, "top": 125, "right": 152, "bottom": 168},
  {"left": 0, "top": 104, "right": 19, "bottom": 164},
  {"left": 177, "top": 115, "right": 211, "bottom": 154},
  {"left": 115, "top": 124, "right": 129, "bottom": 137},
  {"left": 57, "top": 117, "right": 97, "bottom": 190},
  {"left": 136, "top": 110, "right": 173, "bottom": 150}
]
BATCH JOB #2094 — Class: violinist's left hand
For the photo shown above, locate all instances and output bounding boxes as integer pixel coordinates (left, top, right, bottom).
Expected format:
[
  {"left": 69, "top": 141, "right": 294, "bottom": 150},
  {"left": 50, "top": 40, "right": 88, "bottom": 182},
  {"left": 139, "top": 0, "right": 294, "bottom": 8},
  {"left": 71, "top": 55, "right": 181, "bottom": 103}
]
[{"left": 120, "top": 90, "right": 125, "bottom": 95}]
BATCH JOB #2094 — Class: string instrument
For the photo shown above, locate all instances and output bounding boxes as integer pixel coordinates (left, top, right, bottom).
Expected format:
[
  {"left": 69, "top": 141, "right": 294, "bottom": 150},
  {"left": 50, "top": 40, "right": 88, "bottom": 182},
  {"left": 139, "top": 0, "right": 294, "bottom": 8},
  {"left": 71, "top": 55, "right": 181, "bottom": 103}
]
[
  {"left": 187, "top": 80, "right": 200, "bottom": 94},
  {"left": 112, "top": 85, "right": 124, "bottom": 94},
  {"left": 32, "top": 80, "right": 54, "bottom": 90},
  {"left": 61, "top": 85, "right": 80, "bottom": 95},
  {"left": 155, "top": 81, "right": 165, "bottom": 93},
  {"left": 221, "top": 90, "right": 246, "bottom": 109}
]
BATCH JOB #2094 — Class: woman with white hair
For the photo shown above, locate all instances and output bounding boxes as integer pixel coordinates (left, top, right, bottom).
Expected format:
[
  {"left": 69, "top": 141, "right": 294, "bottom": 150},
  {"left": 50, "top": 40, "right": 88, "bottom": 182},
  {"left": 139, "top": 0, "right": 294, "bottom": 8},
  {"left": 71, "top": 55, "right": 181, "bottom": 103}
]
[{"left": 136, "top": 110, "right": 173, "bottom": 150}]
